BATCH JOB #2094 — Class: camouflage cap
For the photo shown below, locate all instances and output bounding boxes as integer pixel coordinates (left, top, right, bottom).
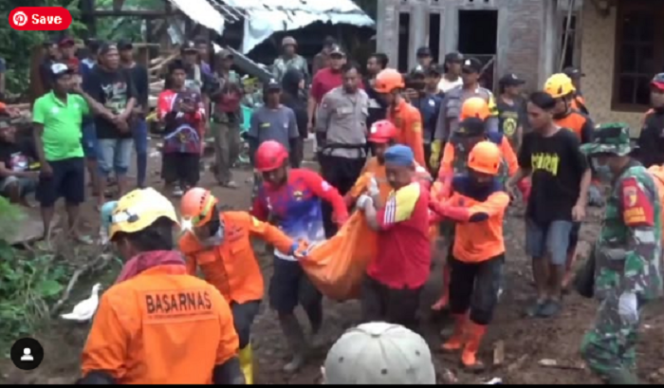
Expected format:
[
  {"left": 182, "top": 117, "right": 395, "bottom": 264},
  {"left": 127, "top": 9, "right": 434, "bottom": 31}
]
[{"left": 580, "top": 122, "right": 632, "bottom": 156}]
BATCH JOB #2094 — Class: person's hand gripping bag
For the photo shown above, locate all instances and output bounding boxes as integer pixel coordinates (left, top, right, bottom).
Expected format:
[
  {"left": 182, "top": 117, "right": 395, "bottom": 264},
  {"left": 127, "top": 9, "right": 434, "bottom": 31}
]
[{"left": 300, "top": 211, "right": 377, "bottom": 301}]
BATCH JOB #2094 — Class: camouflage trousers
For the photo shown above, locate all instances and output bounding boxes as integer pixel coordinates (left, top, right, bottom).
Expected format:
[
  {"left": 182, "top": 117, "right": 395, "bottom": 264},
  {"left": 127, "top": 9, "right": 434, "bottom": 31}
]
[
  {"left": 580, "top": 290, "right": 639, "bottom": 379},
  {"left": 213, "top": 121, "right": 241, "bottom": 185}
]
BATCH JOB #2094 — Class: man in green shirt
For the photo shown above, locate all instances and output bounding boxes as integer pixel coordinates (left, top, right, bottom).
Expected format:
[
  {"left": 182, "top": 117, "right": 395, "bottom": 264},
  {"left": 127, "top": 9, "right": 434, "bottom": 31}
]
[{"left": 32, "top": 63, "right": 91, "bottom": 244}]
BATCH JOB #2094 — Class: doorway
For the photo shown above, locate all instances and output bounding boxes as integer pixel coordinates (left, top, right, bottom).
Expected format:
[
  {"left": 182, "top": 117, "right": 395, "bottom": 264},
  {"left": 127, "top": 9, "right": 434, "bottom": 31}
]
[
  {"left": 458, "top": 10, "right": 498, "bottom": 88},
  {"left": 458, "top": 10, "right": 498, "bottom": 55}
]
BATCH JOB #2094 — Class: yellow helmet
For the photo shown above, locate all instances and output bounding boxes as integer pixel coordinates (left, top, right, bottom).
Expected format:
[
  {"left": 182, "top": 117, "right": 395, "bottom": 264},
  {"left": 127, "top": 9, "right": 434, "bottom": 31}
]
[
  {"left": 109, "top": 188, "right": 179, "bottom": 240},
  {"left": 544, "top": 73, "right": 576, "bottom": 99}
]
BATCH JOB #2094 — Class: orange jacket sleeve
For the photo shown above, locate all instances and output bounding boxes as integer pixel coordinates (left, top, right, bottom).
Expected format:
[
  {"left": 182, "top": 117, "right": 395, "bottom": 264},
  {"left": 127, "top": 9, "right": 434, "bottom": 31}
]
[
  {"left": 81, "top": 293, "right": 129, "bottom": 379},
  {"left": 211, "top": 290, "right": 241, "bottom": 365},
  {"left": 437, "top": 142, "right": 456, "bottom": 181},
  {"left": 466, "top": 192, "right": 510, "bottom": 221},
  {"left": 245, "top": 213, "right": 294, "bottom": 255},
  {"left": 500, "top": 137, "right": 518, "bottom": 176},
  {"left": 405, "top": 108, "right": 426, "bottom": 166}
]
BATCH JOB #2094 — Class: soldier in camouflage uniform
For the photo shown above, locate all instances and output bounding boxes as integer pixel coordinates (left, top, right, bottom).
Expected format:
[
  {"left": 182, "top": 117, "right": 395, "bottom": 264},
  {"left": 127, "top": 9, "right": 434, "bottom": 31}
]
[
  {"left": 579, "top": 123, "right": 663, "bottom": 385},
  {"left": 272, "top": 36, "right": 310, "bottom": 83}
]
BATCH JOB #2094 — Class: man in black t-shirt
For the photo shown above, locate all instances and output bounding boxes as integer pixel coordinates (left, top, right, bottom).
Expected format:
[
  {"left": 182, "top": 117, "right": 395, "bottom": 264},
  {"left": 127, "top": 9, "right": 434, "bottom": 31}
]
[
  {"left": 118, "top": 39, "right": 149, "bottom": 189},
  {"left": 497, "top": 73, "right": 527, "bottom": 150},
  {"left": 82, "top": 42, "right": 137, "bottom": 208},
  {"left": 507, "top": 91, "right": 591, "bottom": 319},
  {"left": 0, "top": 119, "right": 38, "bottom": 205}
]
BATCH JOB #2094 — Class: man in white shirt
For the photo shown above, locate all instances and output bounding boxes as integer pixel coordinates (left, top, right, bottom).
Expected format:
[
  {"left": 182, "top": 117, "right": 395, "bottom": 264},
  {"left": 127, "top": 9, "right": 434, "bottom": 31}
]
[{"left": 438, "top": 52, "right": 464, "bottom": 93}]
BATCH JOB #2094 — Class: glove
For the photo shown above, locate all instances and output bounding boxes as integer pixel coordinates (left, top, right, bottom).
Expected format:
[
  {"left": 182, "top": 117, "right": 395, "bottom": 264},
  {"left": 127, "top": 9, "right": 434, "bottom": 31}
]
[
  {"left": 367, "top": 176, "right": 379, "bottom": 197},
  {"left": 618, "top": 291, "right": 638, "bottom": 324},
  {"left": 430, "top": 141, "right": 442, "bottom": 170},
  {"left": 356, "top": 194, "right": 374, "bottom": 211},
  {"left": 290, "top": 241, "right": 308, "bottom": 259},
  {"left": 588, "top": 184, "right": 605, "bottom": 207}
]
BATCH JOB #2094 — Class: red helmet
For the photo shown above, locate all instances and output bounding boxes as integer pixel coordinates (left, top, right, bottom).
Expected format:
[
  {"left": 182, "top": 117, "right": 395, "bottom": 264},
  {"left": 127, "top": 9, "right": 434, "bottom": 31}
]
[
  {"left": 255, "top": 140, "right": 289, "bottom": 172},
  {"left": 368, "top": 120, "right": 397, "bottom": 143},
  {"left": 652, "top": 73, "right": 664, "bottom": 91}
]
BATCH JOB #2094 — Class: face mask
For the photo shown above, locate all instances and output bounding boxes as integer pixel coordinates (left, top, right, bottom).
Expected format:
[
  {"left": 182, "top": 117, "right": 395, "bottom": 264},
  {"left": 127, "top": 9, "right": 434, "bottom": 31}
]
[
  {"left": 201, "top": 221, "right": 225, "bottom": 247},
  {"left": 592, "top": 160, "right": 613, "bottom": 181}
]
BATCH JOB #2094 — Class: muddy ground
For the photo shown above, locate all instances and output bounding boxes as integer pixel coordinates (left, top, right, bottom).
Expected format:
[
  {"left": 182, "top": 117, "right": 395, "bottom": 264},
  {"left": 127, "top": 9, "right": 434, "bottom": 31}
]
[{"left": 3, "top": 140, "right": 664, "bottom": 385}]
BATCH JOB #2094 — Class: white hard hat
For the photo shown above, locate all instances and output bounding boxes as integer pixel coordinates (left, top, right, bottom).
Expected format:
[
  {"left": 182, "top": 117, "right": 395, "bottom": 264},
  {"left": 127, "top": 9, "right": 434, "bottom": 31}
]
[{"left": 323, "top": 322, "right": 436, "bottom": 384}]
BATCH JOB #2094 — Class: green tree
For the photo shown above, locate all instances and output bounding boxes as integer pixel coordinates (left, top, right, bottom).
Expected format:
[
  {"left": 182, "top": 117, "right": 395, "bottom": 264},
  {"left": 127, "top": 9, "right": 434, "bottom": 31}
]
[{"left": 0, "top": 0, "right": 86, "bottom": 95}]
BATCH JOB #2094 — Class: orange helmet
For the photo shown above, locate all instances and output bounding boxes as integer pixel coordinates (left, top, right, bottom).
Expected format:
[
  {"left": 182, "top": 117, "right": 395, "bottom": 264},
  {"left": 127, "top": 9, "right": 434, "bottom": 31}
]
[
  {"left": 255, "top": 140, "right": 289, "bottom": 172},
  {"left": 468, "top": 141, "right": 502, "bottom": 176},
  {"left": 460, "top": 97, "right": 491, "bottom": 121},
  {"left": 368, "top": 120, "right": 397, "bottom": 143},
  {"left": 374, "top": 69, "right": 405, "bottom": 93},
  {"left": 181, "top": 187, "right": 219, "bottom": 227}
]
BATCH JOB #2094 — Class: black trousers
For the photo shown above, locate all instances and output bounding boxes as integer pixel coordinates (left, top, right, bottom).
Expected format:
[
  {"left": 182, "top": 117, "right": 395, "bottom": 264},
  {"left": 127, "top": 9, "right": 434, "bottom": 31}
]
[
  {"left": 361, "top": 275, "right": 422, "bottom": 331},
  {"left": 319, "top": 153, "right": 365, "bottom": 238},
  {"left": 231, "top": 300, "right": 261, "bottom": 349},
  {"left": 449, "top": 254, "right": 504, "bottom": 326}
]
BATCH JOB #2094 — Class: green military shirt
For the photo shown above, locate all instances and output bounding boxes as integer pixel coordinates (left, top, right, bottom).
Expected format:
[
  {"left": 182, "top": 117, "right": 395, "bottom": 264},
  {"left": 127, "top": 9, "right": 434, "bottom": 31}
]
[
  {"left": 593, "top": 163, "right": 663, "bottom": 301},
  {"left": 581, "top": 123, "right": 663, "bottom": 302}
]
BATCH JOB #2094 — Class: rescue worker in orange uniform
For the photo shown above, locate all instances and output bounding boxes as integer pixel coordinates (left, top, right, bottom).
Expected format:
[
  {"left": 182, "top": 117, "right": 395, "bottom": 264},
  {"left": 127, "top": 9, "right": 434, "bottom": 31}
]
[
  {"left": 79, "top": 188, "right": 244, "bottom": 384},
  {"left": 346, "top": 120, "right": 431, "bottom": 206},
  {"left": 374, "top": 68, "right": 426, "bottom": 167},
  {"left": 544, "top": 73, "right": 598, "bottom": 289},
  {"left": 647, "top": 164, "right": 664, "bottom": 244},
  {"left": 179, "top": 187, "right": 303, "bottom": 384},
  {"left": 544, "top": 74, "right": 594, "bottom": 145},
  {"left": 430, "top": 98, "right": 525, "bottom": 311},
  {"left": 430, "top": 141, "right": 510, "bottom": 370},
  {"left": 250, "top": 140, "right": 349, "bottom": 373}
]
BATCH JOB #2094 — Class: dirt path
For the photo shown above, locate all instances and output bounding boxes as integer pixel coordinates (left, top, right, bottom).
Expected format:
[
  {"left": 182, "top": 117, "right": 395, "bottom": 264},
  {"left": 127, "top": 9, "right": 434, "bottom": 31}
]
[{"left": 3, "top": 141, "right": 664, "bottom": 384}]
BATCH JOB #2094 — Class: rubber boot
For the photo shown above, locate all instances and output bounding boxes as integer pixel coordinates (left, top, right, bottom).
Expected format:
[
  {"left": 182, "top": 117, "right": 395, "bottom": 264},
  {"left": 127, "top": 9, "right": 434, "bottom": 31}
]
[
  {"left": 239, "top": 345, "right": 254, "bottom": 385},
  {"left": 432, "top": 263, "right": 451, "bottom": 311},
  {"left": 278, "top": 314, "right": 306, "bottom": 373},
  {"left": 441, "top": 314, "right": 467, "bottom": 351},
  {"left": 461, "top": 321, "right": 487, "bottom": 371},
  {"left": 604, "top": 369, "right": 639, "bottom": 385}
]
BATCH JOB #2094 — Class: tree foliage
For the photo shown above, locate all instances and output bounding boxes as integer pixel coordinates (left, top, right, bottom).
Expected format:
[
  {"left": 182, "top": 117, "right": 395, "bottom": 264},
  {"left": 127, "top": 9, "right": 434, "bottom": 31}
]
[{"left": 0, "top": 0, "right": 87, "bottom": 95}]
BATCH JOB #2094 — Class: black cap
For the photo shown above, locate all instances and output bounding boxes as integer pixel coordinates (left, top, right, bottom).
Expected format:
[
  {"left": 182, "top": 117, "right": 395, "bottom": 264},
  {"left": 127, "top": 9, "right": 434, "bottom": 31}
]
[
  {"left": 410, "top": 65, "right": 426, "bottom": 77},
  {"left": 50, "top": 62, "right": 74, "bottom": 79},
  {"left": 266, "top": 78, "right": 281, "bottom": 91},
  {"left": 329, "top": 45, "right": 345, "bottom": 57},
  {"left": 416, "top": 46, "right": 432, "bottom": 57},
  {"left": 117, "top": 39, "right": 133, "bottom": 51},
  {"left": 462, "top": 57, "right": 482, "bottom": 73},
  {"left": 563, "top": 66, "right": 585, "bottom": 79},
  {"left": 444, "top": 52, "right": 464, "bottom": 63},
  {"left": 499, "top": 73, "right": 526, "bottom": 86},
  {"left": 425, "top": 64, "right": 442, "bottom": 76},
  {"left": 456, "top": 117, "right": 485, "bottom": 137},
  {"left": 181, "top": 41, "right": 198, "bottom": 53}
]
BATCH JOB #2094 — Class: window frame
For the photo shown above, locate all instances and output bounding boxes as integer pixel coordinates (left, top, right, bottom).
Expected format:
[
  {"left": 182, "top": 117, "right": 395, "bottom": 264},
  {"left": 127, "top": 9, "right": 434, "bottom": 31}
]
[{"left": 611, "top": 0, "right": 664, "bottom": 112}]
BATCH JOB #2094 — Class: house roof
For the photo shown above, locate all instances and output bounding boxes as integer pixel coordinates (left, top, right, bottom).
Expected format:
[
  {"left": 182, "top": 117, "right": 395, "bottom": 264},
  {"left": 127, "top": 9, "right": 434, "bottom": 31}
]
[{"left": 170, "top": 0, "right": 374, "bottom": 53}]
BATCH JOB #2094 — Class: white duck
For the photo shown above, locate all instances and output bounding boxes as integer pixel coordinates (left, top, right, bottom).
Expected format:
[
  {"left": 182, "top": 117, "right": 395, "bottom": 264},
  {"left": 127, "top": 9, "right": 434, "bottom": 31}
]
[{"left": 60, "top": 283, "right": 102, "bottom": 322}]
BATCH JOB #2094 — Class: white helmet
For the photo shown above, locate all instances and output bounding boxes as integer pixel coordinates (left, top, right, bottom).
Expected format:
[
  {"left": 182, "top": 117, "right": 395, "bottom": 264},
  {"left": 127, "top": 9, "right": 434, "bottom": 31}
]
[{"left": 322, "top": 322, "right": 436, "bottom": 384}]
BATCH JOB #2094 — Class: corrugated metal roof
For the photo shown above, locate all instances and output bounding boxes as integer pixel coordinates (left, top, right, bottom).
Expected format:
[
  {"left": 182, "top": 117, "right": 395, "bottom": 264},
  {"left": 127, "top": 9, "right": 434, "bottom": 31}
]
[
  {"left": 171, "top": 0, "right": 374, "bottom": 53},
  {"left": 169, "top": 0, "right": 226, "bottom": 33}
]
